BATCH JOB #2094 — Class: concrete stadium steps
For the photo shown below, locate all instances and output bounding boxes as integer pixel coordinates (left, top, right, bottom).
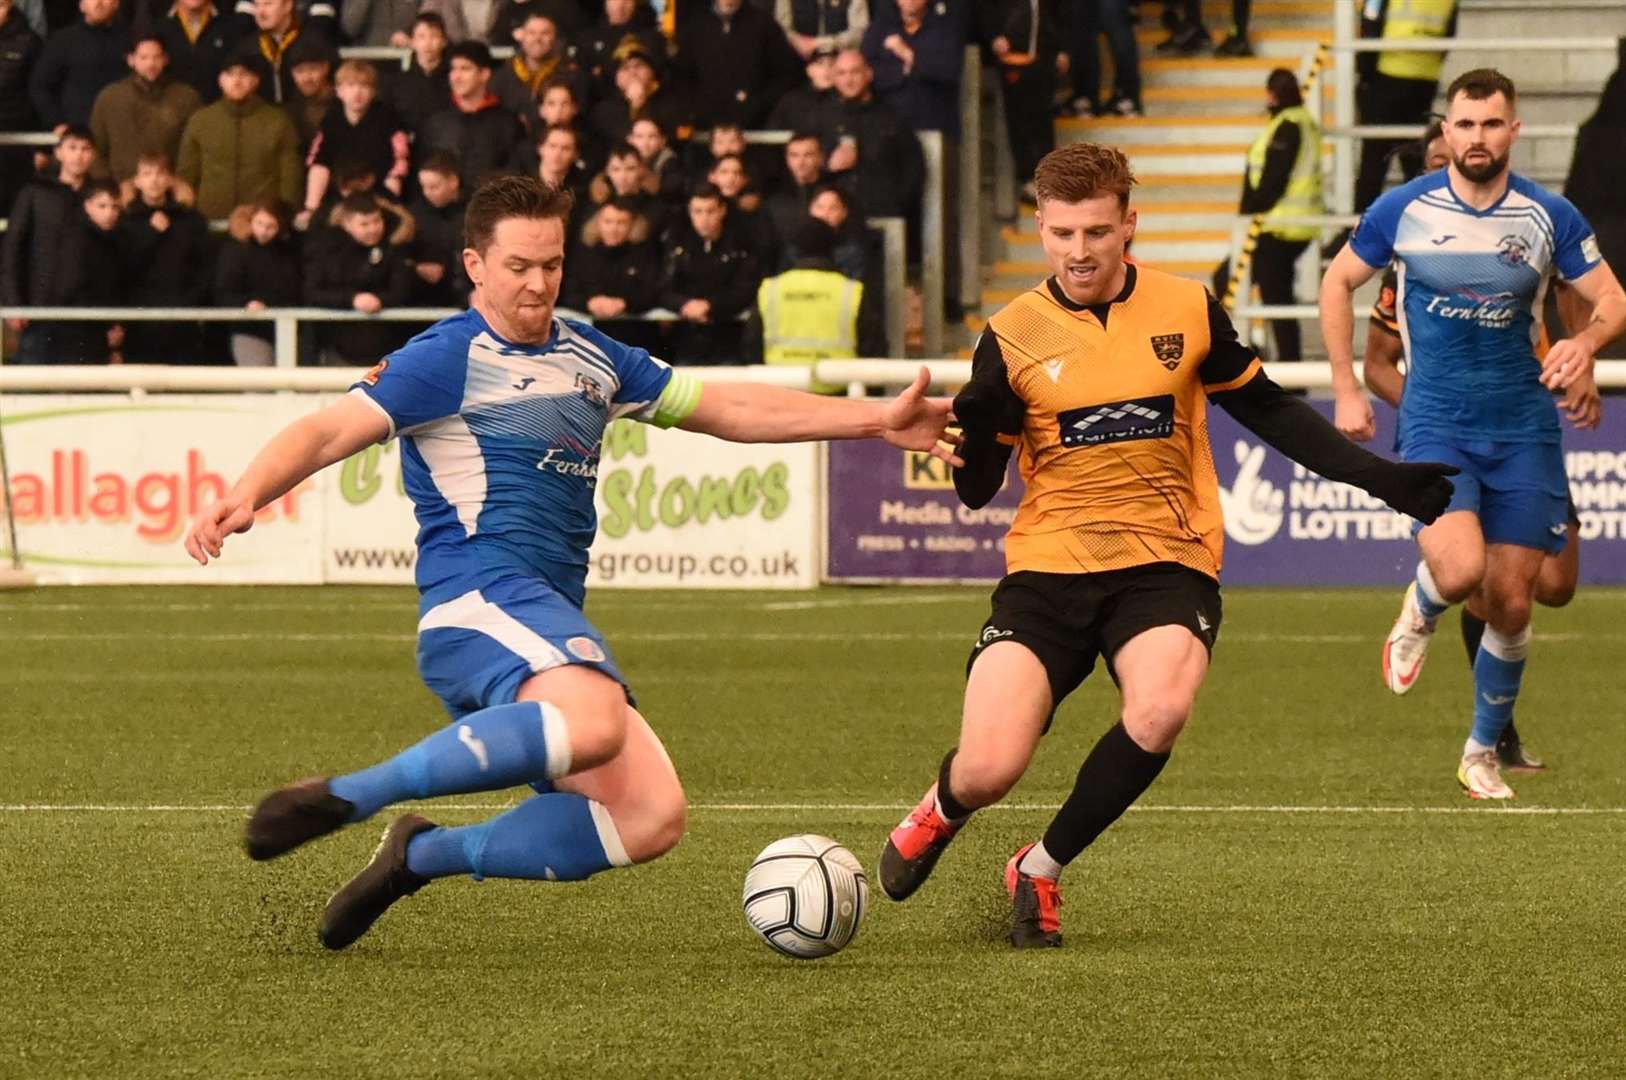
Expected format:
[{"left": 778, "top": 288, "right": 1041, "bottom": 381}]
[
  {"left": 974, "top": 4, "right": 1330, "bottom": 341},
  {"left": 1132, "top": 27, "right": 1331, "bottom": 59}
]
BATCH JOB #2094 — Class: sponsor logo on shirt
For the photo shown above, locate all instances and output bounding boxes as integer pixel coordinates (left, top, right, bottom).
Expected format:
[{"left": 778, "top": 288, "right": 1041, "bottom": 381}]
[
  {"left": 1423, "top": 290, "right": 1518, "bottom": 330},
  {"left": 1057, "top": 395, "right": 1175, "bottom": 448}
]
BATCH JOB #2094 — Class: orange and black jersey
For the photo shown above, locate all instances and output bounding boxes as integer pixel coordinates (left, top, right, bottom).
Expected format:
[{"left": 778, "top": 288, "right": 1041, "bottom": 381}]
[{"left": 956, "top": 264, "right": 1412, "bottom": 580}]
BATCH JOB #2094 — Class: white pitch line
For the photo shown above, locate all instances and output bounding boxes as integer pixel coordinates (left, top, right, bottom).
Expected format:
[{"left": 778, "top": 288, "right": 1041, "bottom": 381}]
[
  {"left": 0, "top": 630, "right": 1597, "bottom": 645},
  {"left": 1, "top": 802, "right": 1621, "bottom": 816}
]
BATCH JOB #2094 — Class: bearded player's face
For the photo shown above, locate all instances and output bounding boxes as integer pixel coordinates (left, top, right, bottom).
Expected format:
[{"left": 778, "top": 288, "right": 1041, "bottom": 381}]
[
  {"left": 1036, "top": 193, "right": 1136, "bottom": 306},
  {"left": 1445, "top": 90, "right": 1518, "bottom": 184}
]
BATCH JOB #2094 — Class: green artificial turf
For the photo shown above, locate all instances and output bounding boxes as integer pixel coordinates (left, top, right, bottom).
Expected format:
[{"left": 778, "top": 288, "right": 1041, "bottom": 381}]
[{"left": 2, "top": 585, "right": 1623, "bottom": 1078}]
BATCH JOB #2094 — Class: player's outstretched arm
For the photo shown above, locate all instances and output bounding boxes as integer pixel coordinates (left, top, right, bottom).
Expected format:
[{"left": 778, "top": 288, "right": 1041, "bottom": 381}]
[
  {"left": 676, "top": 366, "right": 964, "bottom": 465},
  {"left": 1541, "top": 260, "right": 1626, "bottom": 390},
  {"left": 1319, "top": 244, "right": 1383, "bottom": 442},
  {"left": 1213, "top": 371, "right": 1457, "bottom": 524},
  {"left": 184, "top": 395, "right": 391, "bottom": 565}
]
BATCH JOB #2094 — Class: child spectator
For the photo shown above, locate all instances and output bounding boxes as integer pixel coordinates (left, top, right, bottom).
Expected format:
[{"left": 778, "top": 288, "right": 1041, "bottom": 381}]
[
  {"left": 587, "top": 140, "right": 666, "bottom": 241},
  {"left": 119, "top": 151, "right": 212, "bottom": 363},
  {"left": 560, "top": 195, "right": 660, "bottom": 349},
  {"left": 707, "top": 151, "right": 775, "bottom": 264},
  {"left": 659, "top": 182, "right": 759, "bottom": 365},
  {"left": 214, "top": 198, "right": 301, "bottom": 366},
  {"left": 388, "top": 11, "right": 449, "bottom": 133},
  {"left": 626, "top": 115, "right": 683, "bottom": 204},
  {"left": 303, "top": 192, "right": 415, "bottom": 365},
  {"left": 1, "top": 126, "right": 97, "bottom": 364},
  {"left": 419, "top": 40, "right": 526, "bottom": 191},
  {"left": 301, "top": 59, "right": 410, "bottom": 221},
  {"left": 56, "top": 179, "right": 128, "bottom": 363}
]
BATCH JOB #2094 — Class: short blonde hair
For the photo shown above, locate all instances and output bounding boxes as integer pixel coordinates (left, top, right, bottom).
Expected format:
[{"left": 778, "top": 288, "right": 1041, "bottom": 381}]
[
  {"left": 1033, "top": 143, "right": 1137, "bottom": 211},
  {"left": 334, "top": 59, "right": 377, "bottom": 89}
]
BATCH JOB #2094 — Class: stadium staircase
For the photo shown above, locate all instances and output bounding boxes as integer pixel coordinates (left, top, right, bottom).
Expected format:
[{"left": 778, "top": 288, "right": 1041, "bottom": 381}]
[{"left": 970, "top": 0, "right": 1335, "bottom": 353}]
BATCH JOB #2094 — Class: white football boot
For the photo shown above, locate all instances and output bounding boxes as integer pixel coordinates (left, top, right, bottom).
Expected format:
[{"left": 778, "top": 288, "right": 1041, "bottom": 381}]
[
  {"left": 1382, "top": 582, "right": 1437, "bottom": 695},
  {"left": 1458, "top": 750, "right": 1515, "bottom": 801}
]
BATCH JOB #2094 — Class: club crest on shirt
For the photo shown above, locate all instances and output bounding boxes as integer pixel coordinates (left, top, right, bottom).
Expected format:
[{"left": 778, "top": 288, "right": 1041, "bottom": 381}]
[
  {"left": 1497, "top": 234, "right": 1531, "bottom": 268},
  {"left": 567, "top": 636, "right": 606, "bottom": 662},
  {"left": 1150, "top": 333, "right": 1185, "bottom": 370}
]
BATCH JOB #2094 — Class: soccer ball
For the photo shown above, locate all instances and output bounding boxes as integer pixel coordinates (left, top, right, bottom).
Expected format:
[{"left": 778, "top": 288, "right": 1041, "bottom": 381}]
[{"left": 742, "top": 834, "right": 868, "bottom": 959}]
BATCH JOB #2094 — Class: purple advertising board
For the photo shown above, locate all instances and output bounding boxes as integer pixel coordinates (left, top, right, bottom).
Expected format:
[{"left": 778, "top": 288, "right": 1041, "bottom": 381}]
[{"left": 826, "top": 402, "right": 1626, "bottom": 585}]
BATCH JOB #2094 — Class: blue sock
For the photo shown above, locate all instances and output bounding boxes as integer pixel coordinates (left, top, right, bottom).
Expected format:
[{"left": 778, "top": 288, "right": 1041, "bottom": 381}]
[
  {"left": 1469, "top": 625, "right": 1530, "bottom": 751},
  {"left": 1413, "top": 562, "right": 1450, "bottom": 621},
  {"left": 329, "top": 701, "right": 573, "bottom": 821},
  {"left": 404, "top": 793, "right": 630, "bottom": 881}
]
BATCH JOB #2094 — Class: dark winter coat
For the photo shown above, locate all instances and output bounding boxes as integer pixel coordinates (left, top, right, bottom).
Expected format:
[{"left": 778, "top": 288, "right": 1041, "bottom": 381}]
[
  {"left": 28, "top": 16, "right": 129, "bottom": 128},
  {"left": 0, "top": 176, "right": 80, "bottom": 305}
]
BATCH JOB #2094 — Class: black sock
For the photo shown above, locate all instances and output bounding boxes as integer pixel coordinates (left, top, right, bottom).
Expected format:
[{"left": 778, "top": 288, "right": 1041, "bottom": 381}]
[
  {"left": 1233, "top": 0, "right": 1251, "bottom": 35},
  {"left": 1040, "top": 722, "right": 1169, "bottom": 866},
  {"left": 1460, "top": 610, "right": 1487, "bottom": 667},
  {"left": 1500, "top": 717, "right": 1522, "bottom": 750},
  {"left": 936, "top": 749, "right": 973, "bottom": 821}
]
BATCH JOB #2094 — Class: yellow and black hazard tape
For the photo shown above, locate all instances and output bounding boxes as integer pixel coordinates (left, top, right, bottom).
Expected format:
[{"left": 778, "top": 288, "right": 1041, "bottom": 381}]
[{"left": 1221, "top": 215, "right": 1265, "bottom": 311}]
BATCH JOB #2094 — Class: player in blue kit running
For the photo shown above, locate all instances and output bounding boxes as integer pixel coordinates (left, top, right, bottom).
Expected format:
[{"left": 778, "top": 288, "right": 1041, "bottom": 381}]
[
  {"left": 183, "top": 176, "right": 959, "bottom": 948},
  {"left": 1321, "top": 69, "right": 1626, "bottom": 799}
]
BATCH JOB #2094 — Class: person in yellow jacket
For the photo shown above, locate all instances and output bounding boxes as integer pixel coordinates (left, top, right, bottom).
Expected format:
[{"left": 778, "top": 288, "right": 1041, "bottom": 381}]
[
  {"left": 1237, "top": 67, "right": 1323, "bottom": 362},
  {"left": 1354, "top": 0, "right": 1458, "bottom": 212},
  {"left": 742, "top": 218, "right": 887, "bottom": 388}
]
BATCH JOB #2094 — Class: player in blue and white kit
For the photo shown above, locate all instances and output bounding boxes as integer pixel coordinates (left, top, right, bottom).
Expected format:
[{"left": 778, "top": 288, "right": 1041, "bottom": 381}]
[
  {"left": 1321, "top": 69, "right": 1626, "bottom": 800},
  {"left": 184, "top": 176, "right": 959, "bottom": 948}
]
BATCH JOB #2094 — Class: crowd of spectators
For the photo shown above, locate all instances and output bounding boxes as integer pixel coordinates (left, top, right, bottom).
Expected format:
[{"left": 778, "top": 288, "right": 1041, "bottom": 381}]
[{"left": 0, "top": 0, "right": 1066, "bottom": 365}]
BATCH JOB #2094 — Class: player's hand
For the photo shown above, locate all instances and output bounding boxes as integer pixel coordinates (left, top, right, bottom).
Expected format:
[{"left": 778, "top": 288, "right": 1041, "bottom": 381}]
[
  {"left": 880, "top": 366, "right": 963, "bottom": 466},
  {"left": 184, "top": 495, "right": 257, "bottom": 565},
  {"left": 1334, "top": 388, "right": 1376, "bottom": 442},
  {"left": 1561, "top": 368, "right": 1602, "bottom": 430},
  {"left": 1541, "top": 336, "right": 1595, "bottom": 390},
  {"left": 1367, "top": 461, "right": 1460, "bottom": 525}
]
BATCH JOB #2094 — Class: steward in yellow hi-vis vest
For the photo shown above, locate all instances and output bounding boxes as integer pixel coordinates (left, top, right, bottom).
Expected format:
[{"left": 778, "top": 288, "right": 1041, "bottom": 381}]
[
  {"left": 1373, "top": 0, "right": 1457, "bottom": 84},
  {"left": 877, "top": 142, "right": 1455, "bottom": 950},
  {"left": 743, "top": 219, "right": 885, "bottom": 390}
]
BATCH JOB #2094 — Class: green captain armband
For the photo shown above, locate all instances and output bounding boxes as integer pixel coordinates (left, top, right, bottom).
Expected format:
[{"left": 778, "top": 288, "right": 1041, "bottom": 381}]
[{"left": 650, "top": 371, "right": 703, "bottom": 428}]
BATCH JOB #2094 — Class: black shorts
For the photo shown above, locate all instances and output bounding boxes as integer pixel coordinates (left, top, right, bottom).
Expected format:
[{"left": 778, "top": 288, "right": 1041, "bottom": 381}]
[{"left": 966, "top": 562, "right": 1222, "bottom": 721}]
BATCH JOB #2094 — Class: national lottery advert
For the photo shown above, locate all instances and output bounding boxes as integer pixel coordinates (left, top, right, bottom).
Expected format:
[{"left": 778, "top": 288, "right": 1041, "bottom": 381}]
[{"left": 826, "top": 402, "right": 1626, "bottom": 586}]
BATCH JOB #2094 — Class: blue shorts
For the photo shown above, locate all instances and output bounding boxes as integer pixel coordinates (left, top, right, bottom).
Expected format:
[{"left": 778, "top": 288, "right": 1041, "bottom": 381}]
[
  {"left": 415, "top": 573, "right": 628, "bottom": 721},
  {"left": 1399, "top": 435, "right": 1569, "bottom": 554}
]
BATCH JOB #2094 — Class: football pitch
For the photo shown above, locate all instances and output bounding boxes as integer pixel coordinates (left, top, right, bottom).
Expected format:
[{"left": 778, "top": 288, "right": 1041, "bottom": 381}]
[{"left": 3, "top": 584, "right": 1623, "bottom": 1078}]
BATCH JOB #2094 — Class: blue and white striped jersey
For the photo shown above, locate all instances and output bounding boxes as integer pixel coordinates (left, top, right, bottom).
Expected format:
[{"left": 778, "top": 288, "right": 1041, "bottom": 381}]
[
  {"left": 1350, "top": 170, "right": 1602, "bottom": 444},
  {"left": 350, "top": 309, "right": 697, "bottom": 609}
]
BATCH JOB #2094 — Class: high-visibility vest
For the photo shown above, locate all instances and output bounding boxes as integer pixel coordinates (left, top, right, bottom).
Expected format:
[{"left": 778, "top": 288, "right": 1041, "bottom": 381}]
[
  {"left": 758, "top": 268, "right": 863, "bottom": 394},
  {"left": 1247, "top": 105, "right": 1324, "bottom": 242},
  {"left": 1376, "top": 0, "right": 1455, "bottom": 82}
]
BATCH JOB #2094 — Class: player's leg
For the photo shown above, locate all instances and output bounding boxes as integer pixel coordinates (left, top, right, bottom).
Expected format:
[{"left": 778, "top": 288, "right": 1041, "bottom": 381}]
[
  {"left": 245, "top": 580, "right": 631, "bottom": 860},
  {"left": 878, "top": 641, "right": 1053, "bottom": 901},
  {"left": 318, "top": 695, "right": 685, "bottom": 950},
  {"left": 1006, "top": 565, "right": 1218, "bottom": 948},
  {"left": 1384, "top": 508, "right": 1485, "bottom": 694},
  {"left": 1456, "top": 543, "right": 1542, "bottom": 800},
  {"left": 880, "top": 572, "right": 1088, "bottom": 902}
]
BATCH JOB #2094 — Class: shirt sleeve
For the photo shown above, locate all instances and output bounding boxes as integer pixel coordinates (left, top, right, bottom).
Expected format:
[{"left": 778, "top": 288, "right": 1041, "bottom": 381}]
[
  {"left": 1198, "top": 293, "right": 1264, "bottom": 394},
  {"left": 1348, "top": 186, "right": 1407, "bottom": 269},
  {"left": 1547, "top": 193, "right": 1603, "bottom": 282},
  {"left": 592, "top": 322, "right": 679, "bottom": 422},
  {"left": 1369, "top": 264, "right": 1400, "bottom": 336},
  {"left": 951, "top": 329, "right": 1024, "bottom": 509},
  {"left": 347, "top": 327, "right": 465, "bottom": 438}
]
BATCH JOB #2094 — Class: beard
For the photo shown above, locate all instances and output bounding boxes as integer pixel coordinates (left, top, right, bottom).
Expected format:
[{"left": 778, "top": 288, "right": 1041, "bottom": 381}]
[{"left": 1454, "top": 147, "right": 1509, "bottom": 183}]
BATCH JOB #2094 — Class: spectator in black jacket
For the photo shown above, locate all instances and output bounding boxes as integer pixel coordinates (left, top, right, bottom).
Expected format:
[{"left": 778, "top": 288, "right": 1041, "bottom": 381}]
[
  {"left": 529, "top": 77, "right": 603, "bottom": 172},
  {"left": 28, "top": 0, "right": 128, "bottom": 130},
  {"left": 982, "top": 0, "right": 1064, "bottom": 190},
  {"left": 119, "top": 151, "right": 213, "bottom": 362},
  {"left": 419, "top": 40, "right": 526, "bottom": 190},
  {"left": 489, "top": 0, "right": 584, "bottom": 47},
  {"left": 406, "top": 150, "right": 468, "bottom": 306},
  {"left": 659, "top": 182, "right": 760, "bottom": 364},
  {"left": 776, "top": 0, "right": 866, "bottom": 58},
  {"left": 388, "top": 12, "right": 449, "bottom": 134},
  {"left": 300, "top": 58, "right": 409, "bottom": 224},
  {"left": 585, "top": 140, "right": 667, "bottom": 243},
  {"left": 150, "top": 0, "right": 240, "bottom": 103},
  {"left": 766, "top": 43, "right": 839, "bottom": 132},
  {"left": 0, "top": 0, "right": 43, "bottom": 212},
  {"left": 572, "top": 0, "right": 664, "bottom": 103},
  {"left": 303, "top": 192, "right": 415, "bottom": 364},
  {"left": 244, "top": 0, "right": 337, "bottom": 107},
  {"left": 806, "top": 181, "right": 880, "bottom": 286},
  {"left": 672, "top": 0, "right": 799, "bottom": 129},
  {"left": 821, "top": 48, "right": 922, "bottom": 220},
  {"left": 54, "top": 178, "right": 127, "bottom": 362},
  {"left": 491, "top": 11, "right": 584, "bottom": 121},
  {"left": 561, "top": 196, "right": 661, "bottom": 349},
  {"left": 862, "top": 0, "right": 963, "bottom": 138},
  {"left": 588, "top": 41, "right": 687, "bottom": 147},
  {"left": 281, "top": 32, "right": 337, "bottom": 153},
  {"left": 535, "top": 122, "right": 591, "bottom": 225},
  {"left": 708, "top": 152, "right": 776, "bottom": 265},
  {"left": 214, "top": 198, "right": 301, "bottom": 365},
  {"left": 1, "top": 127, "right": 96, "bottom": 364},
  {"left": 764, "top": 131, "right": 826, "bottom": 257}
]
